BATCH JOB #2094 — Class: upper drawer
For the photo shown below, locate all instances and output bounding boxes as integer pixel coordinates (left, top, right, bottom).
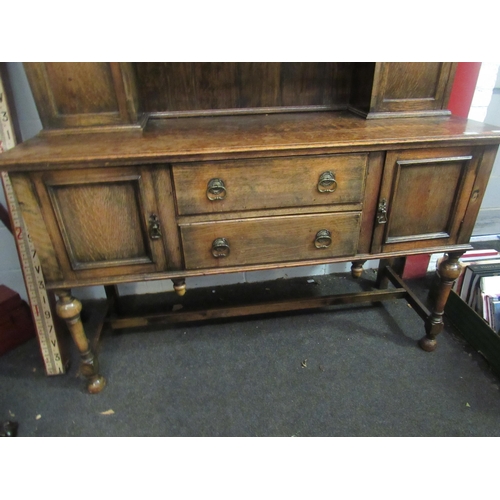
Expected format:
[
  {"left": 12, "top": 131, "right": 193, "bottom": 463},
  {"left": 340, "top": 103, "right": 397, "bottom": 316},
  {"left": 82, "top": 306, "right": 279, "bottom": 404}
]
[{"left": 172, "top": 154, "right": 368, "bottom": 215}]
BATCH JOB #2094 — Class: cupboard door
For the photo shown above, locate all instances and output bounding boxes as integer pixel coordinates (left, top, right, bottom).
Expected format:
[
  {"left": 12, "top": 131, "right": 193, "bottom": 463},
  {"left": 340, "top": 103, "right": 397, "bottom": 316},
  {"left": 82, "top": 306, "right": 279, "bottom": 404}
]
[
  {"left": 371, "top": 147, "right": 480, "bottom": 253},
  {"left": 34, "top": 166, "right": 169, "bottom": 280}
]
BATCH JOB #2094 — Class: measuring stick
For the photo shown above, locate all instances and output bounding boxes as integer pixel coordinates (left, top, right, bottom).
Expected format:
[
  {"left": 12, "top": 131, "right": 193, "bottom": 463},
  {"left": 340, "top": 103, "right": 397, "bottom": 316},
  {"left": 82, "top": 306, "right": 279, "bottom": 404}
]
[
  {"left": 0, "top": 73, "right": 16, "bottom": 152},
  {"left": 1, "top": 71, "right": 66, "bottom": 374},
  {"left": 1, "top": 172, "right": 66, "bottom": 375}
]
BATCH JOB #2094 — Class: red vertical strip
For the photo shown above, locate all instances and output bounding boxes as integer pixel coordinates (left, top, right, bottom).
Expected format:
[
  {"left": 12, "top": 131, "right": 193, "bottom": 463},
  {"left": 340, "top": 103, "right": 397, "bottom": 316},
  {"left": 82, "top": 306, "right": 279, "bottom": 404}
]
[{"left": 448, "top": 62, "right": 482, "bottom": 118}]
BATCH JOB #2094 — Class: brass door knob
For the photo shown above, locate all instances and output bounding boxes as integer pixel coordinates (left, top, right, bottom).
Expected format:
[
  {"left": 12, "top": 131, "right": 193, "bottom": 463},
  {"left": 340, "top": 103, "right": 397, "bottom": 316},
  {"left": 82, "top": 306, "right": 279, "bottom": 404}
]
[
  {"left": 314, "top": 229, "right": 332, "bottom": 249},
  {"left": 212, "top": 238, "right": 230, "bottom": 258},
  {"left": 317, "top": 171, "right": 338, "bottom": 193},
  {"left": 207, "top": 178, "right": 227, "bottom": 201}
]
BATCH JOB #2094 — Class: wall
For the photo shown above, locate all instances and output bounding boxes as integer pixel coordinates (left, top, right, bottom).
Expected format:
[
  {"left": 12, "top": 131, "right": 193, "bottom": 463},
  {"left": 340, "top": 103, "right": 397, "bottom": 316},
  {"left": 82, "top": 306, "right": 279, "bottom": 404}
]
[{"left": 470, "top": 63, "right": 500, "bottom": 236}]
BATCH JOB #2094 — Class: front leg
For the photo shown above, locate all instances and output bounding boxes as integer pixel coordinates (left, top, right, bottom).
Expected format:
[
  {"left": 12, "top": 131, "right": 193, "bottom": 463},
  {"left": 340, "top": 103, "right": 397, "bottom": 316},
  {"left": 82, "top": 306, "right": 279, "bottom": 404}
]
[
  {"left": 55, "top": 289, "right": 106, "bottom": 393},
  {"left": 419, "top": 252, "right": 464, "bottom": 352}
]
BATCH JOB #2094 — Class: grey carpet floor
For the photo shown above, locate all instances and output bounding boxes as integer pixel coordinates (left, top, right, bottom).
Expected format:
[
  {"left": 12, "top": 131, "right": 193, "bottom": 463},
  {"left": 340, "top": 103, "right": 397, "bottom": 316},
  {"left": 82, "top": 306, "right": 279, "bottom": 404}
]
[{"left": 2, "top": 269, "right": 500, "bottom": 437}]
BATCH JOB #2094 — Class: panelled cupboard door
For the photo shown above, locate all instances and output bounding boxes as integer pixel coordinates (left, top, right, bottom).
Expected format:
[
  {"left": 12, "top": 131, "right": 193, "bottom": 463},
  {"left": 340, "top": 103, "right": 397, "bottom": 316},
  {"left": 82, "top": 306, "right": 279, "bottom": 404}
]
[
  {"left": 33, "top": 166, "right": 169, "bottom": 281},
  {"left": 371, "top": 147, "right": 480, "bottom": 254},
  {"left": 370, "top": 62, "right": 456, "bottom": 114}
]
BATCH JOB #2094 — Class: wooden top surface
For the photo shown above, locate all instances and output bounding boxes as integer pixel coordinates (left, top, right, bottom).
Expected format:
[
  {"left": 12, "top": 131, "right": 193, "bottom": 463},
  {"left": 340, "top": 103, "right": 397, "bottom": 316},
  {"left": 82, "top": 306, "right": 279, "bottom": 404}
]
[{"left": 2, "top": 111, "right": 500, "bottom": 170}]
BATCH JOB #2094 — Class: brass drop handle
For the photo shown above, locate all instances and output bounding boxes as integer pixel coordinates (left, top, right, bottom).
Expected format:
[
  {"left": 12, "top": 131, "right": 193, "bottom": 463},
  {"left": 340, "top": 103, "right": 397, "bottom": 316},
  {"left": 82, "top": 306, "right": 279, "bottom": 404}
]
[
  {"left": 314, "top": 229, "right": 332, "bottom": 249},
  {"left": 377, "top": 199, "right": 388, "bottom": 224},
  {"left": 317, "top": 171, "right": 338, "bottom": 193},
  {"left": 207, "top": 178, "right": 227, "bottom": 201},
  {"left": 212, "top": 238, "right": 230, "bottom": 258},
  {"left": 148, "top": 214, "right": 162, "bottom": 240}
]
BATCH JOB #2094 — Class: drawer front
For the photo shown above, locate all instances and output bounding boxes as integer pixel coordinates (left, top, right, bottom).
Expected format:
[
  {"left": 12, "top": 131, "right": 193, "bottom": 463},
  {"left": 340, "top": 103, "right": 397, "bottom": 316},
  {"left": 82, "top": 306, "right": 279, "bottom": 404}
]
[
  {"left": 180, "top": 212, "right": 361, "bottom": 270},
  {"left": 172, "top": 154, "right": 368, "bottom": 215}
]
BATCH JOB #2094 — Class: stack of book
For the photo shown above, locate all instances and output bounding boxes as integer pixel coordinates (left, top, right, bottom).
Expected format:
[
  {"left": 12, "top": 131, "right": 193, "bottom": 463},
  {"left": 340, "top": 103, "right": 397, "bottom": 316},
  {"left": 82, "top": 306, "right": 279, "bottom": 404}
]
[{"left": 453, "top": 249, "right": 500, "bottom": 335}]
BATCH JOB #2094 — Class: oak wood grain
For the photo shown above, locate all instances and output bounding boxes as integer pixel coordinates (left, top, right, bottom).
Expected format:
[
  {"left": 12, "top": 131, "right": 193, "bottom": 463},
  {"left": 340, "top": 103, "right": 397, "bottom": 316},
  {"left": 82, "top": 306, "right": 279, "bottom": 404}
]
[
  {"left": 24, "top": 63, "right": 136, "bottom": 130},
  {"left": 30, "top": 167, "right": 168, "bottom": 282},
  {"left": 370, "top": 62, "right": 456, "bottom": 114},
  {"left": 357, "top": 152, "right": 384, "bottom": 254},
  {"left": 151, "top": 166, "right": 183, "bottom": 270},
  {"left": 1, "top": 112, "right": 500, "bottom": 171},
  {"left": 180, "top": 212, "right": 361, "bottom": 269},
  {"left": 371, "top": 147, "right": 479, "bottom": 254},
  {"left": 134, "top": 63, "right": 352, "bottom": 113},
  {"left": 9, "top": 173, "right": 64, "bottom": 282},
  {"left": 172, "top": 154, "right": 367, "bottom": 215}
]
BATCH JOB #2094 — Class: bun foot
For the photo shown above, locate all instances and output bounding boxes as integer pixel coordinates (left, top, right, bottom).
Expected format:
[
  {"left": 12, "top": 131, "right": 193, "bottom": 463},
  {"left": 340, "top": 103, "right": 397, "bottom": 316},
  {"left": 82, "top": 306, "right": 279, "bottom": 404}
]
[
  {"left": 419, "top": 336, "right": 437, "bottom": 352},
  {"left": 87, "top": 375, "right": 106, "bottom": 394},
  {"left": 173, "top": 279, "right": 186, "bottom": 296},
  {"left": 351, "top": 260, "right": 366, "bottom": 279}
]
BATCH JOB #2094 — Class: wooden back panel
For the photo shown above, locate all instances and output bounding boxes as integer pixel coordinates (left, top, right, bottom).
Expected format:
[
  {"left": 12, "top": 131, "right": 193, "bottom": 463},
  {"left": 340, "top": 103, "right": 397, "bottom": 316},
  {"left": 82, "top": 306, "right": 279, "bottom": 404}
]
[
  {"left": 23, "top": 62, "right": 458, "bottom": 131},
  {"left": 134, "top": 62, "right": 353, "bottom": 115}
]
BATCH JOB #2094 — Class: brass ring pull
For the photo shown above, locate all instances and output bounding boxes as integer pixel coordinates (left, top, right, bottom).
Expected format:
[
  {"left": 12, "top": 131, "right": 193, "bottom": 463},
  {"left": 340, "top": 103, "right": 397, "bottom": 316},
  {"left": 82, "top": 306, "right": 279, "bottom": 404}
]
[
  {"left": 207, "top": 178, "right": 227, "bottom": 201},
  {"left": 317, "top": 171, "right": 338, "bottom": 193},
  {"left": 212, "top": 238, "right": 230, "bottom": 258},
  {"left": 314, "top": 229, "right": 332, "bottom": 249}
]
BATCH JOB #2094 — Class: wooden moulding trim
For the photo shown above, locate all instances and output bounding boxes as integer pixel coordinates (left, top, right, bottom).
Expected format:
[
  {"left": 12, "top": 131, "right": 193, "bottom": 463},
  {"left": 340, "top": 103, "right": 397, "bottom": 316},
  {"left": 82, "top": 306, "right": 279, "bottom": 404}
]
[
  {"left": 348, "top": 106, "right": 453, "bottom": 119},
  {"left": 109, "top": 62, "right": 134, "bottom": 123},
  {"left": 176, "top": 204, "right": 364, "bottom": 225},
  {"left": 44, "top": 243, "right": 474, "bottom": 291},
  {"left": 38, "top": 114, "right": 148, "bottom": 136},
  {"left": 39, "top": 106, "right": 345, "bottom": 133},
  {"left": 385, "top": 232, "right": 451, "bottom": 244},
  {"left": 3, "top": 138, "right": 500, "bottom": 172},
  {"left": 148, "top": 105, "right": 344, "bottom": 119}
]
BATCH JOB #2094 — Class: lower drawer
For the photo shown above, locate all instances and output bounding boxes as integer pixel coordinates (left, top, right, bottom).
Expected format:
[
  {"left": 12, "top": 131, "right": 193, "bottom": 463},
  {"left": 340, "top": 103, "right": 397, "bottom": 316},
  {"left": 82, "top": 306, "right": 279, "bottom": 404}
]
[{"left": 180, "top": 212, "right": 361, "bottom": 270}]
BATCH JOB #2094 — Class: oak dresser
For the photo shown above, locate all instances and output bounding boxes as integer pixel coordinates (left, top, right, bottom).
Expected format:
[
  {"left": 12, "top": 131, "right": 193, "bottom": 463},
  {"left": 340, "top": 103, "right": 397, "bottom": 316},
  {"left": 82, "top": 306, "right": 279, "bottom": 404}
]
[{"left": 1, "top": 62, "right": 500, "bottom": 393}]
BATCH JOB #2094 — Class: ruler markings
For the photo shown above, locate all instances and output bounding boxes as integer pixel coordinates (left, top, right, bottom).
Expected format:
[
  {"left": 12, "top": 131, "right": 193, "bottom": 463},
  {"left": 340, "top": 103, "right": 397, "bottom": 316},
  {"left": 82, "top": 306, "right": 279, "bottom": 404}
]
[
  {"left": 1, "top": 76, "right": 65, "bottom": 374},
  {"left": 2, "top": 172, "right": 64, "bottom": 374}
]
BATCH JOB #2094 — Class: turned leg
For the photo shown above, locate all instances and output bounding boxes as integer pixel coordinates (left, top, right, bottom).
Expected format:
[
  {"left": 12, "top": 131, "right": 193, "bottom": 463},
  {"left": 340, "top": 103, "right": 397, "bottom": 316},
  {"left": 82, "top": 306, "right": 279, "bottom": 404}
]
[
  {"left": 55, "top": 289, "right": 106, "bottom": 393},
  {"left": 104, "top": 284, "right": 120, "bottom": 315},
  {"left": 351, "top": 260, "right": 367, "bottom": 278},
  {"left": 172, "top": 279, "right": 186, "bottom": 296},
  {"left": 419, "top": 252, "right": 463, "bottom": 352},
  {"left": 375, "top": 257, "right": 406, "bottom": 289}
]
